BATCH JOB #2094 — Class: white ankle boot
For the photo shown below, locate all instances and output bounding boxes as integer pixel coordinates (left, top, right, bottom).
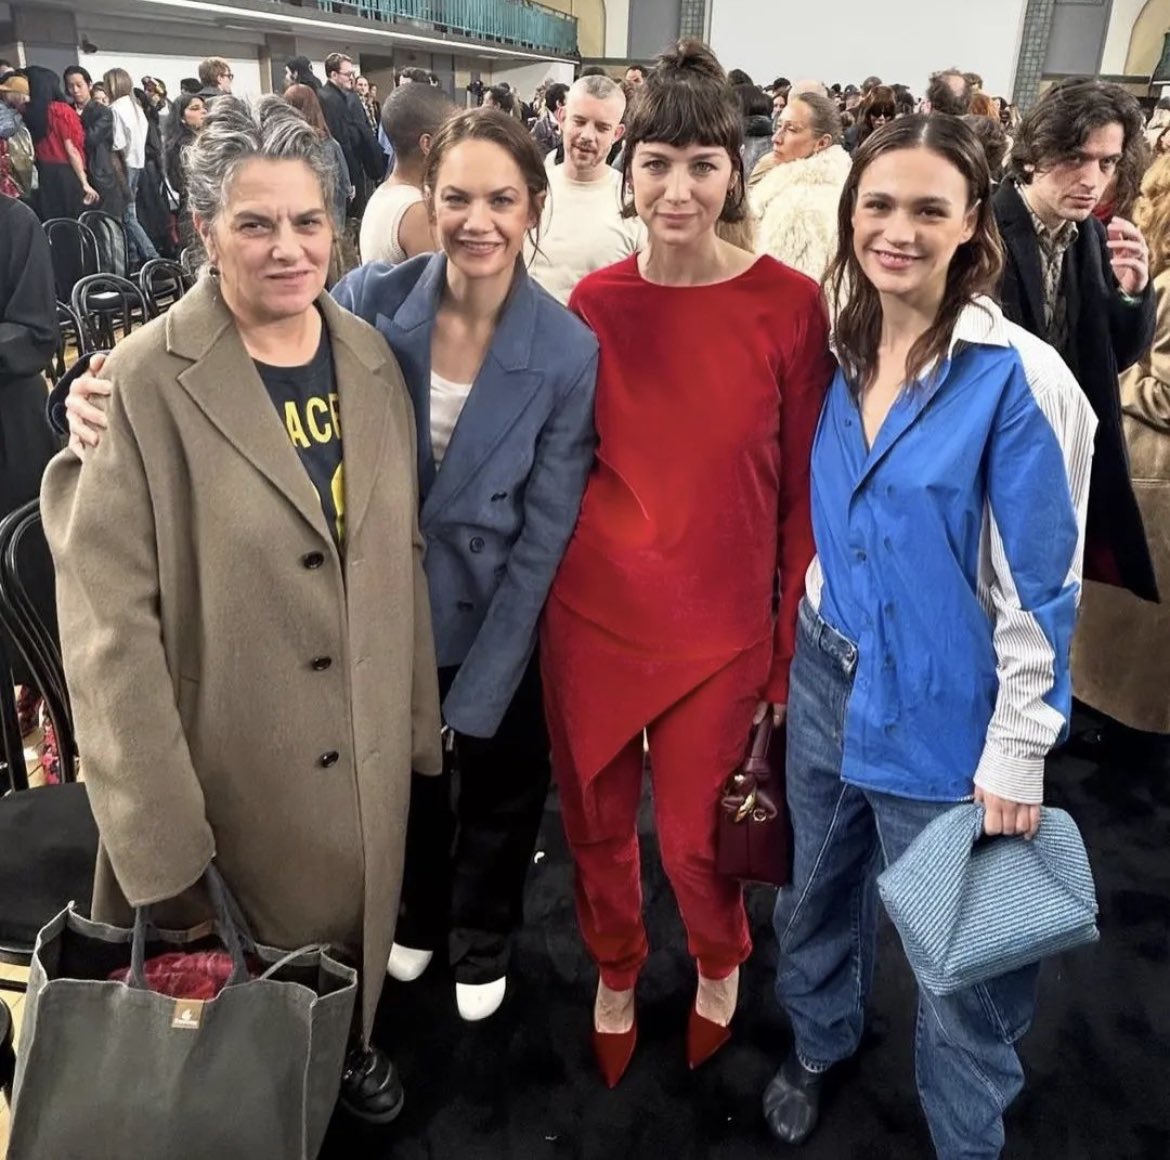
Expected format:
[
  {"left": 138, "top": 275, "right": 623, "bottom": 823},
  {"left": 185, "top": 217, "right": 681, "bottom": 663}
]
[
  {"left": 386, "top": 943, "right": 433, "bottom": 982},
  {"left": 455, "top": 977, "right": 507, "bottom": 1022}
]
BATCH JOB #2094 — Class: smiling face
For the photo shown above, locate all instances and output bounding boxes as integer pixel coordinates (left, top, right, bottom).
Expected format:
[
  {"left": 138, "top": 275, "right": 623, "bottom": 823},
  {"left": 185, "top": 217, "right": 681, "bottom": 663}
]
[
  {"left": 1024, "top": 122, "right": 1125, "bottom": 229},
  {"left": 198, "top": 157, "right": 332, "bottom": 327},
  {"left": 562, "top": 89, "right": 626, "bottom": 181},
  {"left": 431, "top": 138, "right": 539, "bottom": 281},
  {"left": 851, "top": 145, "right": 977, "bottom": 304},
  {"left": 631, "top": 140, "right": 737, "bottom": 249}
]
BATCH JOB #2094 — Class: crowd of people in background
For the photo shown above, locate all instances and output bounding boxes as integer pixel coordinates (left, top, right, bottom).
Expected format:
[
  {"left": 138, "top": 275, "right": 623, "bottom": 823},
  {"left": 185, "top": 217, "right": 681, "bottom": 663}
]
[{"left": 4, "top": 32, "right": 1170, "bottom": 1160}]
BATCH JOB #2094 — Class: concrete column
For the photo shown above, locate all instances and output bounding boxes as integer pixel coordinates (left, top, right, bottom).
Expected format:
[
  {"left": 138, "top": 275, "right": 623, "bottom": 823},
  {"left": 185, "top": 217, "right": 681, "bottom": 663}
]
[
  {"left": 1013, "top": 0, "right": 1057, "bottom": 109},
  {"left": 12, "top": 3, "right": 78, "bottom": 75}
]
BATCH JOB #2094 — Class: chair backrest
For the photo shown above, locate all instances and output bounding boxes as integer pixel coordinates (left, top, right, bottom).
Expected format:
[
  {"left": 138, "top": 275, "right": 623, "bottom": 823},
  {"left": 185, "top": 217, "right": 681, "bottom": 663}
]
[
  {"left": 0, "top": 502, "right": 76, "bottom": 781},
  {"left": 79, "top": 209, "right": 130, "bottom": 278},
  {"left": 42, "top": 218, "right": 99, "bottom": 301},
  {"left": 53, "top": 301, "right": 84, "bottom": 380},
  {"left": 71, "top": 274, "right": 149, "bottom": 351},
  {"left": 138, "top": 258, "right": 191, "bottom": 318}
]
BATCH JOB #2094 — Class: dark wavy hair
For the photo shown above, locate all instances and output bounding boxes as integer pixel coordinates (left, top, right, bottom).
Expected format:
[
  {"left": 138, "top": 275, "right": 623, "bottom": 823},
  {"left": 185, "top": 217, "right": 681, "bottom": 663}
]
[
  {"left": 619, "top": 39, "right": 746, "bottom": 224},
  {"left": 826, "top": 114, "right": 1004, "bottom": 392},
  {"left": 1009, "top": 77, "right": 1145, "bottom": 183}
]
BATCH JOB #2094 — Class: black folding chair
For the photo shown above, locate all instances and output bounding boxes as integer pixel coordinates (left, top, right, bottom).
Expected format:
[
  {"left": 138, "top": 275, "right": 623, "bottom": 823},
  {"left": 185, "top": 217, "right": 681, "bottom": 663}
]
[
  {"left": 42, "top": 218, "right": 100, "bottom": 302},
  {"left": 71, "top": 273, "right": 149, "bottom": 352},
  {"left": 138, "top": 257, "right": 191, "bottom": 317},
  {"left": 53, "top": 301, "right": 84, "bottom": 380},
  {"left": 0, "top": 501, "right": 98, "bottom": 987},
  {"left": 79, "top": 209, "right": 130, "bottom": 278}
]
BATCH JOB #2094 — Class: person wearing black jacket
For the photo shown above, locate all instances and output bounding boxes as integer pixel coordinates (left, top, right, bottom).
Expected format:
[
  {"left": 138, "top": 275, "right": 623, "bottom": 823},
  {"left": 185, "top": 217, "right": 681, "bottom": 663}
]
[
  {"left": 64, "top": 66, "right": 128, "bottom": 218},
  {"left": 318, "top": 52, "right": 382, "bottom": 219},
  {"left": 0, "top": 192, "right": 61, "bottom": 690},
  {"left": 996, "top": 77, "right": 1158, "bottom": 603}
]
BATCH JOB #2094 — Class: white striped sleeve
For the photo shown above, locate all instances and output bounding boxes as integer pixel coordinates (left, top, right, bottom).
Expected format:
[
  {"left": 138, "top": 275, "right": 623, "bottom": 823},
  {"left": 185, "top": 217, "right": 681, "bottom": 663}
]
[{"left": 973, "top": 326, "right": 1097, "bottom": 804}]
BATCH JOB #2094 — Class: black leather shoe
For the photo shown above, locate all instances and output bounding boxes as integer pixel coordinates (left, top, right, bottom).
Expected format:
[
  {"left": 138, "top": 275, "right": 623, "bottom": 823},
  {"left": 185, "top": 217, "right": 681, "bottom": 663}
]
[
  {"left": 763, "top": 1052, "right": 828, "bottom": 1146},
  {"left": 338, "top": 1043, "right": 405, "bottom": 1125}
]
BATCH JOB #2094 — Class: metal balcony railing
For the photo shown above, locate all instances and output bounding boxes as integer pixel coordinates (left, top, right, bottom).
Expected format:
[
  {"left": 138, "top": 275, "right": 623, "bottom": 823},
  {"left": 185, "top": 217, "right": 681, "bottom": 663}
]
[{"left": 310, "top": 0, "right": 579, "bottom": 56}]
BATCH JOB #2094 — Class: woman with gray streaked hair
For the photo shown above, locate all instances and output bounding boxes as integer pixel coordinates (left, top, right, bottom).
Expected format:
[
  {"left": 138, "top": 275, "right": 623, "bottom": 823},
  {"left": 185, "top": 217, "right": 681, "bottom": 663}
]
[{"left": 40, "top": 94, "right": 441, "bottom": 1132}]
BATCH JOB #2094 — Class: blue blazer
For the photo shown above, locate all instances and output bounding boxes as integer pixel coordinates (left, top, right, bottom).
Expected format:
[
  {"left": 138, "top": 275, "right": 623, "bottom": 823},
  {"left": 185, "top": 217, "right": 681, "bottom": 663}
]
[{"left": 333, "top": 253, "right": 598, "bottom": 738}]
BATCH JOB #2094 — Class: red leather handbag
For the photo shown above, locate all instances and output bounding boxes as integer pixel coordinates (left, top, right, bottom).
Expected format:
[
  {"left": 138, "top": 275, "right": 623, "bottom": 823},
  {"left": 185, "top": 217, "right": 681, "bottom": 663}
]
[{"left": 716, "top": 718, "right": 792, "bottom": 887}]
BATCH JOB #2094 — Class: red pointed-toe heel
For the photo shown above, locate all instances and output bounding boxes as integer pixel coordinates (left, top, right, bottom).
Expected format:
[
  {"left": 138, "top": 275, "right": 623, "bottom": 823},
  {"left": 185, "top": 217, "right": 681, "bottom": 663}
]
[
  {"left": 687, "top": 1004, "right": 732, "bottom": 1070},
  {"left": 592, "top": 1020, "right": 637, "bottom": 1088}
]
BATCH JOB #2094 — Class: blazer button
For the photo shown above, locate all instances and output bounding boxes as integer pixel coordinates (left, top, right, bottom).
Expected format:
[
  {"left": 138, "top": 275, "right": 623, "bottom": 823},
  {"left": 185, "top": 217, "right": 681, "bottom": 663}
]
[
  {"left": 302, "top": 551, "right": 325, "bottom": 570},
  {"left": 457, "top": 600, "right": 474, "bottom": 611},
  {"left": 319, "top": 750, "right": 340, "bottom": 768},
  {"left": 310, "top": 656, "right": 333, "bottom": 671},
  {"left": 469, "top": 536, "right": 485, "bottom": 553}
]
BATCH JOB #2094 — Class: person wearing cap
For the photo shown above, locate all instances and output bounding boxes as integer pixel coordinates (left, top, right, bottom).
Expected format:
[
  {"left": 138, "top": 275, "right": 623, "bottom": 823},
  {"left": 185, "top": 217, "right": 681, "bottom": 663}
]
[{"left": 0, "top": 75, "right": 35, "bottom": 201}]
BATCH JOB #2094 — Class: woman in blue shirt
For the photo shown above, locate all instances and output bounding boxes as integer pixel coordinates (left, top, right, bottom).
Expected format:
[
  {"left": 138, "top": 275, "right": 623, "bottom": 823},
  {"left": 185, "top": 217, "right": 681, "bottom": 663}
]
[{"left": 763, "top": 116, "right": 1097, "bottom": 1158}]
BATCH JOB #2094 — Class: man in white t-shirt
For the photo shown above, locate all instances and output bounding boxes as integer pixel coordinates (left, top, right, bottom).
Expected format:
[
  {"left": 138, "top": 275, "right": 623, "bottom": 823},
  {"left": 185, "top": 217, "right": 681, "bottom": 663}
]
[{"left": 527, "top": 76, "right": 645, "bottom": 305}]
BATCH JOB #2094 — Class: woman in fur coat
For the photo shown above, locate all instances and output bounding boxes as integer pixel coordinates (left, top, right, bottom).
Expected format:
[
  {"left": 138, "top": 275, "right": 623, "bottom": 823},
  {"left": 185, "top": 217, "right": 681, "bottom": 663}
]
[{"left": 752, "top": 92, "right": 852, "bottom": 283}]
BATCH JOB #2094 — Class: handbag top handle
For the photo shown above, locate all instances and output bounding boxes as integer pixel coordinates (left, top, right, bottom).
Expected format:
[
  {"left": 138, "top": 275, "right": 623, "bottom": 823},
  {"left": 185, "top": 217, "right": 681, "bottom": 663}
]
[{"left": 743, "top": 718, "right": 774, "bottom": 774}]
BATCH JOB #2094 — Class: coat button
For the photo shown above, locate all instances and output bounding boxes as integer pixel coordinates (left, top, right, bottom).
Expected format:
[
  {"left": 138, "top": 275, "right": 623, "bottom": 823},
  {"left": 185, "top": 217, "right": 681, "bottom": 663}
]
[
  {"left": 469, "top": 536, "right": 485, "bottom": 553},
  {"left": 310, "top": 656, "right": 333, "bottom": 671},
  {"left": 319, "top": 750, "right": 340, "bottom": 768},
  {"left": 302, "top": 551, "right": 325, "bottom": 569},
  {"left": 457, "top": 600, "right": 474, "bottom": 611}
]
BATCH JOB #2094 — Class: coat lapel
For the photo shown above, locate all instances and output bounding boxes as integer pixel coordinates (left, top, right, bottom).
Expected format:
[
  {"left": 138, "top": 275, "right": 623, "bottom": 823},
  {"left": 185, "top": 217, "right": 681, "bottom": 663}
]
[
  {"left": 996, "top": 182, "right": 1047, "bottom": 336},
  {"left": 384, "top": 256, "right": 545, "bottom": 527},
  {"left": 320, "top": 294, "right": 393, "bottom": 547},
  {"left": 170, "top": 281, "right": 331, "bottom": 544}
]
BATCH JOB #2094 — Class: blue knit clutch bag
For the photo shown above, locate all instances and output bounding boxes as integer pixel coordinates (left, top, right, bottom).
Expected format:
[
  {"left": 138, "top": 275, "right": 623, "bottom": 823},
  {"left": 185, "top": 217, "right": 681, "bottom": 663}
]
[{"left": 877, "top": 803, "right": 1099, "bottom": 996}]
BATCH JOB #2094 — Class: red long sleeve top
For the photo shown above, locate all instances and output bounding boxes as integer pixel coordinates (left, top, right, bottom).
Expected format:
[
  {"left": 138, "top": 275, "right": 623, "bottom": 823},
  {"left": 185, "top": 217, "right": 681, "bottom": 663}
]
[{"left": 551, "top": 254, "right": 834, "bottom": 703}]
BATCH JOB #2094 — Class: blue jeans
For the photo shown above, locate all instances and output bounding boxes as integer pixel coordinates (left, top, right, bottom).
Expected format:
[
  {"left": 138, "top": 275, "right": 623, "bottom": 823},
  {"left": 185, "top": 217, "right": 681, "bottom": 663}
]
[
  {"left": 773, "top": 600, "right": 1039, "bottom": 1160},
  {"left": 124, "top": 167, "right": 158, "bottom": 264}
]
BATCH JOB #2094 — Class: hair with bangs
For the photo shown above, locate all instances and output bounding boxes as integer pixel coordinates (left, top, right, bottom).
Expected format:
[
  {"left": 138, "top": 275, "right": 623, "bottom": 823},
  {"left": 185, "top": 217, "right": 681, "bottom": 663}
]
[
  {"left": 619, "top": 39, "right": 746, "bottom": 223},
  {"left": 826, "top": 114, "right": 1003, "bottom": 392}
]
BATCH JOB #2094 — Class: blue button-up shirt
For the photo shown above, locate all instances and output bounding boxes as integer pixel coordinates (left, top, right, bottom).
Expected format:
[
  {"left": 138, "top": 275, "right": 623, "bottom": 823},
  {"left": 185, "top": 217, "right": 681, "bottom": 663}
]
[{"left": 807, "top": 299, "right": 1097, "bottom": 804}]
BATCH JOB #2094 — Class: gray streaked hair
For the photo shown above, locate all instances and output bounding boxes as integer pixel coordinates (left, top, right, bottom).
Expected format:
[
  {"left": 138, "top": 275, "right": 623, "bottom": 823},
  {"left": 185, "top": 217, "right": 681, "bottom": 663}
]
[
  {"left": 572, "top": 74, "right": 623, "bottom": 105},
  {"left": 184, "top": 94, "right": 338, "bottom": 237}
]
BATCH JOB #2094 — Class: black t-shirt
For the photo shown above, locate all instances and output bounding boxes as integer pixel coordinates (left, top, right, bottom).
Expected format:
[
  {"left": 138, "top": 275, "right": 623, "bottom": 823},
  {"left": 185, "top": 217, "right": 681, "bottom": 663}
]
[{"left": 254, "top": 323, "right": 345, "bottom": 547}]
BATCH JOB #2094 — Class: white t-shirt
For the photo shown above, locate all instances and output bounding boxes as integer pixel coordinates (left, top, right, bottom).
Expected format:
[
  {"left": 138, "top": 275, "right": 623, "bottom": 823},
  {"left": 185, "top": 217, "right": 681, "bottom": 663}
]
[
  {"left": 360, "top": 182, "right": 426, "bottom": 265},
  {"left": 430, "top": 371, "right": 473, "bottom": 466},
  {"left": 110, "top": 95, "right": 148, "bottom": 170},
  {"left": 526, "top": 166, "right": 646, "bottom": 305}
]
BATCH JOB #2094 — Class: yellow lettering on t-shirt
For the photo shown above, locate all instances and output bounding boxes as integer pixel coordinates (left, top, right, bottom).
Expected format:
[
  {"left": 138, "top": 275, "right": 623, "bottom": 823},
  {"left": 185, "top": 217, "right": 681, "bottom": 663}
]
[
  {"left": 328, "top": 392, "right": 343, "bottom": 439},
  {"left": 331, "top": 461, "right": 346, "bottom": 544},
  {"left": 285, "top": 401, "right": 310, "bottom": 449},
  {"left": 306, "top": 397, "right": 333, "bottom": 444}
]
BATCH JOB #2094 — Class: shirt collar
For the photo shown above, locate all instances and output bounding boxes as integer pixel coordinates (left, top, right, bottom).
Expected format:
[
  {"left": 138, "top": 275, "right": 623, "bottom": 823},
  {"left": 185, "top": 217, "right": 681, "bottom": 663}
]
[
  {"left": 1021, "top": 188, "right": 1079, "bottom": 248},
  {"left": 945, "top": 296, "right": 1011, "bottom": 360}
]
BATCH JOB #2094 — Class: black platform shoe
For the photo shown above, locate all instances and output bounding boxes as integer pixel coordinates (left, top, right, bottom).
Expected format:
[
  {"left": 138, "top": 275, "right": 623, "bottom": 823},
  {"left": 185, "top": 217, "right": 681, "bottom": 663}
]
[
  {"left": 338, "top": 1043, "right": 405, "bottom": 1125},
  {"left": 762, "top": 1051, "right": 829, "bottom": 1146}
]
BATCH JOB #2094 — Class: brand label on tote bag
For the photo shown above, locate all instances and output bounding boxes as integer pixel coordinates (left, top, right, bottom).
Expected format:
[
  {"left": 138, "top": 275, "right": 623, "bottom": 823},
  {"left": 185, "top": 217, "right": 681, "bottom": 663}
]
[{"left": 171, "top": 999, "right": 205, "bottom": 1030}]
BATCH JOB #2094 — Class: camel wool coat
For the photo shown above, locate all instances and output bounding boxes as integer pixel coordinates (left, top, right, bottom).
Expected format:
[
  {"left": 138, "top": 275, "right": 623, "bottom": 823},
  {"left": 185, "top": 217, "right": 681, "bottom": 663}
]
[
  {"left": 1072, "top": 270, "right": 1170, "bottom": 734},
  {"left": 41, "top": 277, "right": 443, "bottom": 1039}
]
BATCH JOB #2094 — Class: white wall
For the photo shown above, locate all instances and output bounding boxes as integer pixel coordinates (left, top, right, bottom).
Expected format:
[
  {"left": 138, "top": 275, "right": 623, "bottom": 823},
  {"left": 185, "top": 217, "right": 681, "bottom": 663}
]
[
  {"left": 605, "top": 0, "right": 631, "bottom": 60},
  {"left": 710, "top": 0, "right": 1027, "bottom": 98},
  {"left": 490, "top": 59, "right": 574, "bottom": 97},
  {"left": 1100, "top": 0, "right": 1148, "bottom": 75},
  {"left": 82, "top": 50, "right": 263, "bottom": 99}
]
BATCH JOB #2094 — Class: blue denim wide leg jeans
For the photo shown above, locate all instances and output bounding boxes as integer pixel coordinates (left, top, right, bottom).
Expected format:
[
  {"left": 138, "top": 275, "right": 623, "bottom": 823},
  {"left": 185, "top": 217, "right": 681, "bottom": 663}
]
[{"left": 773, "top": 600, "right": 1040, "bottom": 1160}]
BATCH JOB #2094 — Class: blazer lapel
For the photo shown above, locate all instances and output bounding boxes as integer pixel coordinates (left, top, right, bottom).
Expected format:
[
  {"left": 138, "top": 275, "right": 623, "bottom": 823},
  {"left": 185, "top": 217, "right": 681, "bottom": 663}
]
[
  {"left": 420, "top": 264, "right": 543, "bottom": 526},
  {"left": 171, "top": 284, "right": 330, "bottom": 543},
  {"left": 997, "top": 182, "right": 1047, "bottom": 335}
]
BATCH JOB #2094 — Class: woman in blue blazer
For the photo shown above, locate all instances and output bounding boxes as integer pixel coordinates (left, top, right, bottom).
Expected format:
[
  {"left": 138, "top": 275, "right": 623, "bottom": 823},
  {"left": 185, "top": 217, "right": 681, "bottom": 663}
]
[
  {"left": 333, "top": 110, "right": 597, "bottom": 1021},
  {"left": 59, "top": 109, "right": 598, "bottom": 1024}
]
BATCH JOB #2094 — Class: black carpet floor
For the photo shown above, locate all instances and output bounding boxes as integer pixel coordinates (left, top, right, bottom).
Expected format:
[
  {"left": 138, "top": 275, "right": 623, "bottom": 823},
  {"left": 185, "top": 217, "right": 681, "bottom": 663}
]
[{"left": 322, "top": 734, "right": 1170, "bottom": 1159}]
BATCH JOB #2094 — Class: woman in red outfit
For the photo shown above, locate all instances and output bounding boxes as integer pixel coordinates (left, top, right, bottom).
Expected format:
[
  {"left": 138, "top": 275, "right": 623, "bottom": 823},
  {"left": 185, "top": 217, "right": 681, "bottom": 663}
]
[
  {"left": 24, "top": 66, "right": 97, "bottom": 220},
  {"left": 541, "top": 40, "right": 835, "bottom": 1087}
]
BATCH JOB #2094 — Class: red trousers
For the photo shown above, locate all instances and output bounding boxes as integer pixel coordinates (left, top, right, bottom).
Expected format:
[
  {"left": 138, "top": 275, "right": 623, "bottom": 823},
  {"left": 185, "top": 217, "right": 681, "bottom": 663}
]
[{"left": 547, "top": 639, "right": 769, "bottom": 991}]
